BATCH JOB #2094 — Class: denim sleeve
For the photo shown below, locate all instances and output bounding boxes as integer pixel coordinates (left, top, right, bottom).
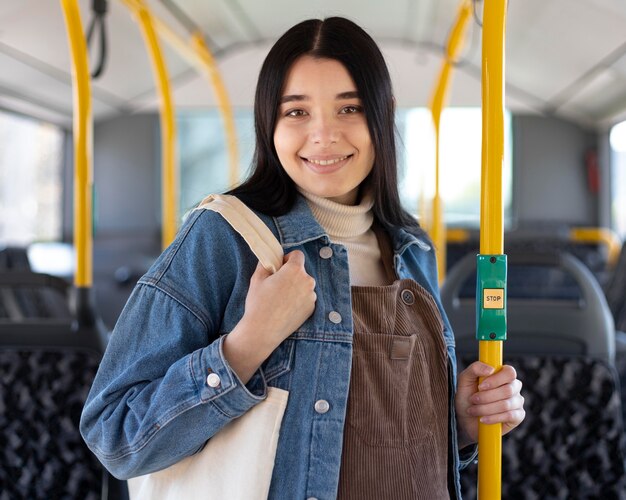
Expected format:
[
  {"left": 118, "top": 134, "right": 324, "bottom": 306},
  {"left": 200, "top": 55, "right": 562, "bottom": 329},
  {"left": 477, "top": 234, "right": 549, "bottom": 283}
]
[
  {"left": 80, "top": 211, "right": 268, "bottom": 480},
  {"left": 459, "top": 444, "right": 479, "bottom": 469},
  {"left": 80, "top": 284, "right": 267, "bottom": 479}
]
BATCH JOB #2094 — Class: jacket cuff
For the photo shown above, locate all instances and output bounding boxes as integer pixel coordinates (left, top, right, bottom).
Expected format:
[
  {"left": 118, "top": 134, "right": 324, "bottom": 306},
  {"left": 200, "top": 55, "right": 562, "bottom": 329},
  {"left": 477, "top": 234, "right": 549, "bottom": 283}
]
[
  {"left": 193, "top": 335, "right": 267, "bottom": 417},
  {"left": 459, "top": 444, "right": 478, "bottom": 469}
]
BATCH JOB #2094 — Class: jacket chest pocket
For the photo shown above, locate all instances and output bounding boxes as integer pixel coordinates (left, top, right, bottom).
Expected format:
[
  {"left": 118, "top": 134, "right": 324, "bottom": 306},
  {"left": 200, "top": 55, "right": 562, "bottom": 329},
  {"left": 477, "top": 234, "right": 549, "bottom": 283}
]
[{"left": 261, "top": 339, "right": 295, "bottom": 390}]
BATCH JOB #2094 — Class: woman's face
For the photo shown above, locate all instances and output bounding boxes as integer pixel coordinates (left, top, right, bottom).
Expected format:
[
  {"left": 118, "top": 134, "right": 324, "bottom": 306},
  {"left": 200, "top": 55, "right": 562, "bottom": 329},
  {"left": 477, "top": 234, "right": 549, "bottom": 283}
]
[{"left": 273, "top": 56, "right": 375, "bottom": 205}]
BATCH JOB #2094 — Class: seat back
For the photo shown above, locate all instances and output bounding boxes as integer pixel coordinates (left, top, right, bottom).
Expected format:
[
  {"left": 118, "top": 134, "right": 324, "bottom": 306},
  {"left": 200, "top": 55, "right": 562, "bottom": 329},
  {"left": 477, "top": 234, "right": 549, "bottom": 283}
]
[
  {"left": 443, "top": 252, "right": 625, "bottom": 495},
  {"left": 441, "top": 251, "right": 615, "bottom": 363},
  {"left": 606, "top": 242, "right": 626, "bottom": 332},
  {"left": 0, "top": 312, "right": 127, "bottom": 498},
  {"left": 0, "top": 322, "right": 105, "bottom": 498},
  {"left": 0, "top": 272, "right": 72, "bottom": 321}
]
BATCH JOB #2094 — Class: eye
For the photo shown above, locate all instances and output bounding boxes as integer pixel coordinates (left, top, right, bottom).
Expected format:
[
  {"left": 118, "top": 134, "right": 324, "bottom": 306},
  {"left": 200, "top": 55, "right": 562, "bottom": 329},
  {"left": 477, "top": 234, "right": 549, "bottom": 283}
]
[
  {"left": 339, "top": 105, "right": 363, "bottom": 115},
  {"left": 284, "top": 109, "right": 307, "bottom": 118}
]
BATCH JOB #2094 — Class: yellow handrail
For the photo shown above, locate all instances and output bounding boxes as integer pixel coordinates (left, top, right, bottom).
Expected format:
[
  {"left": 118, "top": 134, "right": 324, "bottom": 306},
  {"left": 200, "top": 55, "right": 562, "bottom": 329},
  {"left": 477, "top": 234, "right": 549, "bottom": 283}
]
[
  {"left": 479, "top": 0, "right": 507, "bottom": 498},
  {"left": 121, "top": 0, "right": 178, "bottom": 249},
  {"left": 60, "top": 0, "right": 93, "bottom": 288},
  {"left": 428, "top": 0, "right": 472, "bottom": 284},
  {"left": 446, "top": 227, "right": 471, "bottom": 244},
  {"left": 570, "top": 226, "right": 622, "bottom": 268},
  {"left": 190, "top": 33, "right": 239, "bottom": 187}
]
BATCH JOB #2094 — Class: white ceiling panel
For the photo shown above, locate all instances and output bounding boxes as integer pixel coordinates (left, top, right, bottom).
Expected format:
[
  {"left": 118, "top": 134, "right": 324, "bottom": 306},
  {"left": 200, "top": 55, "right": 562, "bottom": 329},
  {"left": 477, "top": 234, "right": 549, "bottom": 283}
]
[
  {"left": 506, "top": 0, "right": 626, "bottom": 103},
  {"left": 164, "top": 0, "right": 256, "bottom": 48},
  {"left": 229, "top": 0, "right": 414, "bottom": 40},
  {"left": 1, "top": 0, "right": 626, "bottom": 128}
]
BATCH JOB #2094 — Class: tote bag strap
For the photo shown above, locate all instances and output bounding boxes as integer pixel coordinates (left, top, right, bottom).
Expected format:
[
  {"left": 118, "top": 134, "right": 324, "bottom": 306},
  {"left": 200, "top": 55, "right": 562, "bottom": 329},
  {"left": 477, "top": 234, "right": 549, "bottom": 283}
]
[{"left": 196, "top": 194, "right": 283, "bottom": 274}]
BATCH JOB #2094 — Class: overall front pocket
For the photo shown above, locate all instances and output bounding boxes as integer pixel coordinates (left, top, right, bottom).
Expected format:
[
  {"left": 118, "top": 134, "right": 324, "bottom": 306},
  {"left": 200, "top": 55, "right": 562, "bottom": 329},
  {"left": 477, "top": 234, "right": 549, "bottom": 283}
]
[{"left": 345, "top": 332, "right": 433, "bottom": 447}]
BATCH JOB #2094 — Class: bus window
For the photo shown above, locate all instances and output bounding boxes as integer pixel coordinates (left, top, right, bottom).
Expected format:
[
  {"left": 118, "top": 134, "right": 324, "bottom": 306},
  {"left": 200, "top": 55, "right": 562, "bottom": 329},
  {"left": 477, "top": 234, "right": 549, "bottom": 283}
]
[
  {"left": 399, "top": 107, "right": 513, "bottom": 226},
  {"left": 178, "top": 110, "right": 254, "bottom": 217},
  {"left": 610, "top": 120, "right": 626, "bottom": 238},
  {"left": 0, "top": 110, "right": 64, "bottom": 246}
]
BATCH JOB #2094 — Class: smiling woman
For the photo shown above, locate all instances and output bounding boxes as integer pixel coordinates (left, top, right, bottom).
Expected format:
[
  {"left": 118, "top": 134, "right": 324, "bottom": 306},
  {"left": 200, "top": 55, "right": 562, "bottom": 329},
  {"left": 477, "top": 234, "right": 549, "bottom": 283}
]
[
  {"left": 273, "top": 56, "right": 375, "bottom": 205},
  {"left": 80, "top": 16, "right": 524, "bottom": 500}
]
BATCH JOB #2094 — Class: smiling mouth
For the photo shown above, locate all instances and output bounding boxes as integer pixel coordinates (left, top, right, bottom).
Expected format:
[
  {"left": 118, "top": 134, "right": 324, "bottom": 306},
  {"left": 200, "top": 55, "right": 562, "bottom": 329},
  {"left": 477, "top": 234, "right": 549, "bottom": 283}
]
[{"left": 302, "top": 154, "right": 352, "bottom": 166}]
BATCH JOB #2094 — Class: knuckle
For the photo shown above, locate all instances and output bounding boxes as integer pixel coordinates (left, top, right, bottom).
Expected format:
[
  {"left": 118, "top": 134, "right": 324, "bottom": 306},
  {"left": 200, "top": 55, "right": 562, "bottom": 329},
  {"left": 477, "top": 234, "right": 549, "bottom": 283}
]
[
  {"left": 506, "top": 365, "right": 517, "bottom": 379},
  {"left": 506, "top": 383, "right": 516, "bottom": 398}
]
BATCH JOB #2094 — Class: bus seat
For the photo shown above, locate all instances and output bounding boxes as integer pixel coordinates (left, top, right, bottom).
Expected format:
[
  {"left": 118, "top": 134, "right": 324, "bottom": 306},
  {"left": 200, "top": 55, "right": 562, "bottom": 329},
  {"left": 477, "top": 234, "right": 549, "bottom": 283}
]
[
  {"left": 0, "top": 272, "right": 72, "bottom": 320},
  {"left": 441, "top": 251, "right": 616, "bottom": 363},
  {"left": 442, "top": 252, "right": 625, "bottom": 496},
  {"left": 0, "top": 247, "right": 32, "bottom": 272},
  {"left": 458, "top": 354, "right": 626, "bottom": 498},
  {"left": 0, "top": 324, "right": 127, "bottom": 499},
  {"left": 606, "top": 242, "right": 626, "bottom": 333}
]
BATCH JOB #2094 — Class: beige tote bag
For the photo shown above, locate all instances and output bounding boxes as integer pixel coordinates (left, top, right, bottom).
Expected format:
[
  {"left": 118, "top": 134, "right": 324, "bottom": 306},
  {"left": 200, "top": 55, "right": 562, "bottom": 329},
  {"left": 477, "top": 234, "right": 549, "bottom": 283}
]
[{"left": 128, "top": 194, "right": 289, "bottom": 500}]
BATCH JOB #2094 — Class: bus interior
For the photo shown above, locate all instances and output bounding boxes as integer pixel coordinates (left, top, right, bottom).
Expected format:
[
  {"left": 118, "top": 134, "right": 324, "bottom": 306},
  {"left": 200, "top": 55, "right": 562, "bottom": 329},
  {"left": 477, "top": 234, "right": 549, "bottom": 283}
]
[{"left": 1, "top": 0, "right": 626, "bottom": 498}]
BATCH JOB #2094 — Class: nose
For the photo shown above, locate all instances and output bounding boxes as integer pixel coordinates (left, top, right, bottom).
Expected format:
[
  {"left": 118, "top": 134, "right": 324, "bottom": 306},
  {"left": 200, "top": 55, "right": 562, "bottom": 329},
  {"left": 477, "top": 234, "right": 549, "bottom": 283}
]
[{"left": 310, "top": 114, "right": 340, "bottom": 146}]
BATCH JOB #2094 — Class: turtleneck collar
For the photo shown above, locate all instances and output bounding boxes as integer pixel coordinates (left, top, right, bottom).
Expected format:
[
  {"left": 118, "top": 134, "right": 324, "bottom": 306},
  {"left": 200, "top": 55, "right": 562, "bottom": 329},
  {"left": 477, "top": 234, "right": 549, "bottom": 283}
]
[{"left": 298, "top": 187, "right": 374, "bottom": 240}]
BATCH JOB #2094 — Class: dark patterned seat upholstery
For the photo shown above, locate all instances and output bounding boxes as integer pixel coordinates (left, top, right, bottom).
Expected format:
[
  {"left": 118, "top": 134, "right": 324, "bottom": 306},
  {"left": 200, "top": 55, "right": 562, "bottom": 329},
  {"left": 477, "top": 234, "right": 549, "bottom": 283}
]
[
  {"left": 0, "top": 348, "right": 104, "bottom": 499},
  {"left": 458, "top": 355, "right": 626, "bottom": 500}
]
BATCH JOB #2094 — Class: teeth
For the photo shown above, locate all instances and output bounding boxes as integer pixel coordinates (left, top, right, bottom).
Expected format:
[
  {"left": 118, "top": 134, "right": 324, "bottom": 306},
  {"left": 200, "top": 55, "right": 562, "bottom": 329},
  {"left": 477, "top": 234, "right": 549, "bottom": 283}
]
[{"left": 307, "top": 155, "right": 349, "bottom": 166}]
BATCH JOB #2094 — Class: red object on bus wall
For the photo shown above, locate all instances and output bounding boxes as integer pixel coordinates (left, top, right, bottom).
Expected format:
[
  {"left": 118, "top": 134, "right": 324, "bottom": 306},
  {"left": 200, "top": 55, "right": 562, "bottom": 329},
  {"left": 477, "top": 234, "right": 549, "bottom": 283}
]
[{"left": 585, "top": 149, "right": 600, "bottom": 195}]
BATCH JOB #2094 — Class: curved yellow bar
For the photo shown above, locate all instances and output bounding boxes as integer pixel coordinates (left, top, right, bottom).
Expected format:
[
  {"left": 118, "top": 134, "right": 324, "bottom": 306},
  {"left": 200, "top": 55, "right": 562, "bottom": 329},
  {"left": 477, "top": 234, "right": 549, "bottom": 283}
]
[
  {"left": 60, "top": 0, "right": 93, "bottom": 288},
  {"left": 122, "top": 0, "right": 178, "bottom": 249},
  {"left": 190, "top": 33, "right": 239, "bottom": 188},
  {"left": 570, "top": 227, "right": 622, "bottom": 268},
  {"left": 428, "top": 0, "right": 472, "bottom": 284},
  {"left": 446, "top": 227, "right": 471, "bottom": 244},
  {"left": 479, "top": 0, "right": 507, "bottom": 498}
]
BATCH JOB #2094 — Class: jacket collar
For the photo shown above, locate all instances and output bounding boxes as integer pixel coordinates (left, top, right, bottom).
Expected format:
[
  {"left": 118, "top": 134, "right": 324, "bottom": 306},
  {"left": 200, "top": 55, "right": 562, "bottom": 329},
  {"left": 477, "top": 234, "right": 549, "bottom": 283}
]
[{"left": 273, "top": 194, "right": 431, "bottom": 254}]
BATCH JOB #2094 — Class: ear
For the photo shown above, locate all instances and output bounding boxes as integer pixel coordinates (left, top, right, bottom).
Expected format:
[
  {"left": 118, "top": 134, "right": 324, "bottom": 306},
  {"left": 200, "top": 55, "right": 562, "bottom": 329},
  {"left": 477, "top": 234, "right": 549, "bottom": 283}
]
[{"left": 391, "top": 95, "right": 397, "bottom": 112}]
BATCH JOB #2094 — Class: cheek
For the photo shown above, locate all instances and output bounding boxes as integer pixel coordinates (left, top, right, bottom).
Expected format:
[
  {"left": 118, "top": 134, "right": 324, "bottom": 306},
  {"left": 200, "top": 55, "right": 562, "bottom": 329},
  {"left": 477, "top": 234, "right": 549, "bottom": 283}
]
[{"left": 274, "top": 125, "right": 301, "bottom": 158}]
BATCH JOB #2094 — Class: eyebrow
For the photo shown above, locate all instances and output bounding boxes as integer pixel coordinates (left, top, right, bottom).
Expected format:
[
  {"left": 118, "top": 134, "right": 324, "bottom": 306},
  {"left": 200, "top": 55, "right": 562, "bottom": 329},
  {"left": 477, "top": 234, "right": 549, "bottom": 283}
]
[{"left": 279, "top": 91, "right": 360, "bottom": 104}]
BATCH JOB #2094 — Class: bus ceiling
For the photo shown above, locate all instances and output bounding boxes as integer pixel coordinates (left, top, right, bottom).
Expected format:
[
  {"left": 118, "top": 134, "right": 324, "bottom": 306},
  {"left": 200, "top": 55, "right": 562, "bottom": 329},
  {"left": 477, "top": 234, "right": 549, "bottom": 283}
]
[{"left": 1, "top": 1, "right": 626, "bottom": 129}]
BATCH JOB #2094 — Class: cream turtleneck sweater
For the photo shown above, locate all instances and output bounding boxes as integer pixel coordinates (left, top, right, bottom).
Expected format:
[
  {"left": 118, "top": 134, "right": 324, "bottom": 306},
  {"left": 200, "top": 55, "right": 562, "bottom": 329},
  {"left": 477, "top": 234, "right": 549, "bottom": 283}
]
[{"left": 299, "top": 189, "right": 389, "bottom": 286}]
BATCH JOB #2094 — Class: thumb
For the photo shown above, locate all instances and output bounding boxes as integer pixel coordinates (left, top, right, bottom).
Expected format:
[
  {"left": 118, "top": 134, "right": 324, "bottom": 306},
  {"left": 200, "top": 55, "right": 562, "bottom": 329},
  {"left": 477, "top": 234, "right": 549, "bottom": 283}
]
[
  {"left": 284, "top": 250, "right": 305, "bottom": 267},
  {"left": 458, "top": 361, "right": 494, "bottom": 389}
]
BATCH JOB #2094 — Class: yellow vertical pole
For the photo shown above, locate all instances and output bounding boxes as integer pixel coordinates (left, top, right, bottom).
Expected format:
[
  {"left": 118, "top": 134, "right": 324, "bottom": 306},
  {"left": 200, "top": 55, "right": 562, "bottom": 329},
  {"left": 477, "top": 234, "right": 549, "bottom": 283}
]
[
  {"left": 60, "top": 0, "right": 93, "bottom": 288},
  {"left": 190, "top": 33, "right": 239, "bottom": 187},
  {"left": 428, "top": 0, "right": 472, "bottom": 284},
  {"left": 478, "top": 0, "right": 507, "bottom": 498},
  {"left": 122, "top": 0, "right": 178, "bottom": 249}
]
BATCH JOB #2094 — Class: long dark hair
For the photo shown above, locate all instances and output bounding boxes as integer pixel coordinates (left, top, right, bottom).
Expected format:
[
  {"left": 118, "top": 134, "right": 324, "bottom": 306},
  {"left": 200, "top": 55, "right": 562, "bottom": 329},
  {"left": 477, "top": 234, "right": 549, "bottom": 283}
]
[{"left": 228, "top": 17, "right": 422, "bottom": 235}]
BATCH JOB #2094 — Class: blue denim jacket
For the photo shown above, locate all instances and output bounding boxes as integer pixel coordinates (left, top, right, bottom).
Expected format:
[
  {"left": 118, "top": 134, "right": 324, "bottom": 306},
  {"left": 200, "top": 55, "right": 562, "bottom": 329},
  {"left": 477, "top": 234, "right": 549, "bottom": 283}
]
[{"left": 80, "top": 194, "right": 475, "bottom": 499}]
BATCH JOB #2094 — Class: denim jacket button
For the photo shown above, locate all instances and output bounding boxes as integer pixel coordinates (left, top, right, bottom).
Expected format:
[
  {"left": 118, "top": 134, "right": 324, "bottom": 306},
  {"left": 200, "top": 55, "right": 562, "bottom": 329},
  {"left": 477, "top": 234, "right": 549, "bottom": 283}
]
[
  {"left": 328, "top": 311, "right": 342, "bottom": 324},
  {"left": 307, "top": 497, "right": 319, "bottom": 500},
  {"left": 206, "top": 373, "right": 221, "bottom": 388},
  {"left": 314, "top": 400, "right": 330, "bottom": 414},
  {"left": 319, "top": 246, "right": 333, "bottom": 259}
]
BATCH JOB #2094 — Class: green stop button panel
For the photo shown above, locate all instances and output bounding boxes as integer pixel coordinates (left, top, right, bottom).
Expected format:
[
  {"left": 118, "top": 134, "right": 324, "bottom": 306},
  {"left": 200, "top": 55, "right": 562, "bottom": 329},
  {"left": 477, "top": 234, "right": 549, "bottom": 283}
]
[{"left": 476, "top": 254, "right": 507, "bottom": 341}]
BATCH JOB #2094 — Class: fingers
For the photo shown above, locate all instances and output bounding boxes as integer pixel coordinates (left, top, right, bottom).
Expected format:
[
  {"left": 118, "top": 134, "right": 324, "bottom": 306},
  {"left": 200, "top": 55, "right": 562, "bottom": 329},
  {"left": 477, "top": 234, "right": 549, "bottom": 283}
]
[
  {"left": 458, "top": 361, "right": 495, "bottom": 388},
  {"left": 477, "top": 364, "right": 517, "bottom": 391},
  {"left": 461, "top": 363, "right": 525, "bottom": 432},
  {"left": 250, "top": 261, "right": 271, "bottom": 282},
  {"left": 466, "top": 393, "right": 525, "bottom": 420},
  {"left": 284, "top": 249, "right": 305, "bottom": 266},
  {"left": 470, "top": 379, "right": 523, "bottom": 405},
  {"left": 479, "top": 408, "right": 526, "bottom": 427}
]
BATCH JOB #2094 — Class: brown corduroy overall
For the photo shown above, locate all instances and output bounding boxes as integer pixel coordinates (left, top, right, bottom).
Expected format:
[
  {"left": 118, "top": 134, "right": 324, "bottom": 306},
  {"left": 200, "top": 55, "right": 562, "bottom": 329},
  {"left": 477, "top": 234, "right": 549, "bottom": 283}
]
[{"left": 337, "top": 227, "right": 450, "bottom": 500}]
